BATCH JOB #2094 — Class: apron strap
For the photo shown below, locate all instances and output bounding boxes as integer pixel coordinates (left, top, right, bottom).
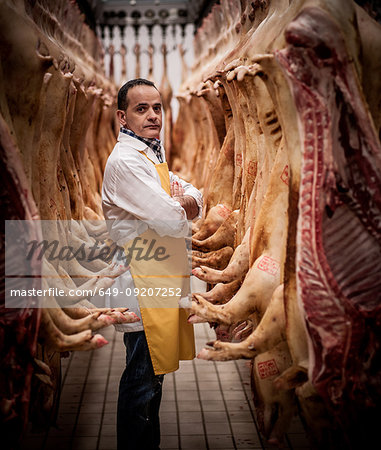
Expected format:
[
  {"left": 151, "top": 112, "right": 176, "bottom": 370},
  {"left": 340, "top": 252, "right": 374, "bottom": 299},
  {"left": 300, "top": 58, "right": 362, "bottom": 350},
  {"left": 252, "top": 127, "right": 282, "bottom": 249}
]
[{"left": 138, "top": 150, "right": 171, "bottom": 195}]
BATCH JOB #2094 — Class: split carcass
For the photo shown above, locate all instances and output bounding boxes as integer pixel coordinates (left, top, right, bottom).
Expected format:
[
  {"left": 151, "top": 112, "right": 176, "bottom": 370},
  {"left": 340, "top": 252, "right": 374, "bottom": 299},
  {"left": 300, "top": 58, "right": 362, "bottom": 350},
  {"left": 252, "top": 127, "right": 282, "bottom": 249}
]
[
  {"left": 176, "top": 0, "right": 381, "bottom": 447},
  {"left": 0, "top": 1, "right": 139, "bottom": 447}
]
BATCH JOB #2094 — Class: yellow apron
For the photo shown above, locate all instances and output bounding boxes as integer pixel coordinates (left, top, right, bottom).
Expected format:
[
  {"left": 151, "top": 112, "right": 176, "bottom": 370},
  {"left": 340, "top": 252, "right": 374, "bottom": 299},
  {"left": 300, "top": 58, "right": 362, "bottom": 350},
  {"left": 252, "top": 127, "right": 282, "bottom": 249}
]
[{"left": 123, "top": 152, "right": 195, "bottom": 375}]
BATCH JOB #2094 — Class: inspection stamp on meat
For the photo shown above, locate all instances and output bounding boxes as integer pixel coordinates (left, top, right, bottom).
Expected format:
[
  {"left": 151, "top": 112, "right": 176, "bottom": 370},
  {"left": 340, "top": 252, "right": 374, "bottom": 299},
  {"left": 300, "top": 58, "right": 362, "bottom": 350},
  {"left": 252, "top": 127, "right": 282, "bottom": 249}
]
[
  {"left": 257, "top": 359, "right": 280, "bottom": 379},
  {"left": 247, "top": 160, "right": 257, "bottom": 177},
  {"left": 224, "top": 144, "right": 233, "bottom": 156},
  {"left": 280, "top": 164, "right": 289, "bottom": 185},
  {"left": 257, "top": 256, "right": 279, "bottom": 276}
]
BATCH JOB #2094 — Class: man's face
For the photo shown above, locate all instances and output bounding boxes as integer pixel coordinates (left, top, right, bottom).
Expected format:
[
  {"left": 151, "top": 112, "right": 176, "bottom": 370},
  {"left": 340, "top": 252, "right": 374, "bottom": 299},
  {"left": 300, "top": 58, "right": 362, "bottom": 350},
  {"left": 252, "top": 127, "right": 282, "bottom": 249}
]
[{"left": 119, "top": 85, "right": 162, "bottom": 139}]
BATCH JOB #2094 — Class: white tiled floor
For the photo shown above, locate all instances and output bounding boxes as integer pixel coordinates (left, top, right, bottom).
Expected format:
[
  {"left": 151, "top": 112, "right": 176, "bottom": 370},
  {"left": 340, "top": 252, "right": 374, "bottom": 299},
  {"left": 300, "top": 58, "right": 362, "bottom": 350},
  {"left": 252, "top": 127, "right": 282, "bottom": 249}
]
[{"left": 21, "top": 323, "right": 311, "bottom": 449}]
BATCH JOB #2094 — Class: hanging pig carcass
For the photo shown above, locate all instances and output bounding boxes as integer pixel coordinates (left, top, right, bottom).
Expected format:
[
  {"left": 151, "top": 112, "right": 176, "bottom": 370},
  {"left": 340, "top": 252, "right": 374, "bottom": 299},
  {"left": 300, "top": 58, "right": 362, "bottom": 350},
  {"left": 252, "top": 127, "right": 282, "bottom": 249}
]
[
  {"left": 0, "top": 0, "right": 139, "bottom": 446},
  {"left": 171, "top": 0, "right": 381, "bottom": 447}
]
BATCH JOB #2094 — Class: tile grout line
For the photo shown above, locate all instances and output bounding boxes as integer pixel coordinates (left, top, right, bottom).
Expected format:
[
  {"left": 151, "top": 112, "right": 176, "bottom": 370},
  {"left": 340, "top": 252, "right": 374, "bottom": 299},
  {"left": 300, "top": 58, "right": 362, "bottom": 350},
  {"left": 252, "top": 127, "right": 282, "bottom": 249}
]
[
  {"left": 212, "top": 360, "right": 238, "bottom": 450},
  {"left": 172, "top": 372, "right": 182, "bottom": 450},
  {"left": 201, "top": 323, "right": 238, "bottom": 450},
  {"left": 233, "top": 360, "right": 265, "bottom": 449},
  {"left": 61, "top": 352, "right": 74, "bottom": 385},
  {"left": 96, "top": 329, "right": 118, "bottom": 450},
  {"left": 285, "top": 433, "right": 293, "bottom": 449},
  {"left": 192, "top": 358, "right": 210, "bottom": 450},
  {"left": 69, "top": 351, "right": 95, "bottom": 449},
  {"left": 41, "top": 352, "right": 75, "bottom": 449}
]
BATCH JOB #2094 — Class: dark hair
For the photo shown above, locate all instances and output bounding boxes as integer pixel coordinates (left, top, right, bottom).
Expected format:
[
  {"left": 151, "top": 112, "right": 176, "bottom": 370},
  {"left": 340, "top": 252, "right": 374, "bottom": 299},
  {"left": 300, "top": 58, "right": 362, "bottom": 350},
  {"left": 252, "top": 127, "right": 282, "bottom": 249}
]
[{"left": 117, "top": 78, "right": 157, "bottom": 111}]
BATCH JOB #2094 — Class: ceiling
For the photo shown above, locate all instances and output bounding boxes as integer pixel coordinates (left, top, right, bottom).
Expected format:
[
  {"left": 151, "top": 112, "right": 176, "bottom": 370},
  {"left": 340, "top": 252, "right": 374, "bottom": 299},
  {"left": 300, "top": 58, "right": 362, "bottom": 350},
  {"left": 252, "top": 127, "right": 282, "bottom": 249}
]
[{"left": 96, "top": 0, "right": 214, "bottom": 27}]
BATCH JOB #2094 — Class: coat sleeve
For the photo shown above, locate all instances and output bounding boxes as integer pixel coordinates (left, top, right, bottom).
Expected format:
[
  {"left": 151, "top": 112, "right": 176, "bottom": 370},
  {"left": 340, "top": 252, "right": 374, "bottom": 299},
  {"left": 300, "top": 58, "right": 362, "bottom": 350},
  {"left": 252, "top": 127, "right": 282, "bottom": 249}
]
[
  {"left": 112, "top": 157, "right": 191, "bottom": 238},
  {"left": 169, "top": 171, "right": 203, "bottom": 219}
]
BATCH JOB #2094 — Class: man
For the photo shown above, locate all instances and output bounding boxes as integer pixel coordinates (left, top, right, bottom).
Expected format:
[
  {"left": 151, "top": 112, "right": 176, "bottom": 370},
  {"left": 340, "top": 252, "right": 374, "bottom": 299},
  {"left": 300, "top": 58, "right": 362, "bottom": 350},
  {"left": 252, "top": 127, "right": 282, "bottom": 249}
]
[{"left": 102, "top": 78, "right": 202, "bottom": 450}]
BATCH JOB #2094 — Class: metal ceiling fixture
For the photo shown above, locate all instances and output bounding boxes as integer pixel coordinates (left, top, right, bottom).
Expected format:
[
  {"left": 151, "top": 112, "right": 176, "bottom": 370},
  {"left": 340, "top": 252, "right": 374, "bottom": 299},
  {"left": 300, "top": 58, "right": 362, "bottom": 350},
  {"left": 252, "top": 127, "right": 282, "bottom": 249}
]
[{"left": 95, "top": 1, "right": 218, "bottom": 38}]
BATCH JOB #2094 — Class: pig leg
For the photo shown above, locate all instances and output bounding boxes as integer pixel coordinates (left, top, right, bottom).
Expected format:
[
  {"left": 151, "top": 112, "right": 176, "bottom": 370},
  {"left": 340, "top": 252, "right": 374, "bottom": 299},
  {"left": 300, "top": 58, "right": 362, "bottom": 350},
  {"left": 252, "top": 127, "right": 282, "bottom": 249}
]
[
  {"left": 201, "top": 279, "right": 241, "bottom": 303},
  {"left": 188, "top": 280, "right": 242, "bottom": 323},
  {"left": 45, "top": 296, "right": 139, "bottom": 334},
  {"left": 192, "top": 210, "right": 239, "bottom": 251},
  {"left": 194, "top": 279, "right": 242, "bottom": 305},
  {"left": 82, "top": 218, "right": 109, "bottom": 240},
  {"left": 66, "top": 230, "right": 110, "bottom": 271},
  {"left": 192, "top": 226, "right": 250, "bottom": 283},
  {"left": 192, "top": 204, "right": 232, "bottom": 240},
  {"left": 43, "top": 258, "right": 126, "bottom": 304},
  {"left": 39, "top": 308, "right": 108, "bottom": 352},
  {"left": 190, "top": 252, "right": 282, "bottom": 325},
  {"left": 192, "top": 246, "right": 233, "bottom": 270},
  {"left": 197, "top": 285, "right": 285, "bottom": 360}
]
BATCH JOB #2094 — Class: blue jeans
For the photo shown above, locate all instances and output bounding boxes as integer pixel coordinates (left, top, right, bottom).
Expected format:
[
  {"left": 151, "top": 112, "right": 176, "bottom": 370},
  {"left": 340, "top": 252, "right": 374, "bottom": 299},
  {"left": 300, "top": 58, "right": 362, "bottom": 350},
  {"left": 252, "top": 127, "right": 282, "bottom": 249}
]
[{"left": 117, "top": 331, "right": 164, "bottom": 450}]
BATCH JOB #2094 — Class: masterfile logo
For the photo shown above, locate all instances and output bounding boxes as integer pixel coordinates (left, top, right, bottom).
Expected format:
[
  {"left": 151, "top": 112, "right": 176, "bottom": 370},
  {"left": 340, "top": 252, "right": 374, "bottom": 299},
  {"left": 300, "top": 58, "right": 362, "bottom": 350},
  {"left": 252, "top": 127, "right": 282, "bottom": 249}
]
[
  {"left": 24, "top": 236, "right": 170, "bottom": 266},
  {"left": 4, "top": 219, "right": 192, "bottom": 308}
]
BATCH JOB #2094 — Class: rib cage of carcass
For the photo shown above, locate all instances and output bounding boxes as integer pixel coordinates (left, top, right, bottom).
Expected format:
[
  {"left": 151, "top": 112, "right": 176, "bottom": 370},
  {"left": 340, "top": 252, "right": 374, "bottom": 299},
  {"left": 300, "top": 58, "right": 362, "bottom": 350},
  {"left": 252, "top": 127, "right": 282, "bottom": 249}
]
[
  {"left": 173, "top": 0, "right": 381, "bottom": 447},
  {"left": 0, "top": 0, "right": 139, "bottom": 445}
]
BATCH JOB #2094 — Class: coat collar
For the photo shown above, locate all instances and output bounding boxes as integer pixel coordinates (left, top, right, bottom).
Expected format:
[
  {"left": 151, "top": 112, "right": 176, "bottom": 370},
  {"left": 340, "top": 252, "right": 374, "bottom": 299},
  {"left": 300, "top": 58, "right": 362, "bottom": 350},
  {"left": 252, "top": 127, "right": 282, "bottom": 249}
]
[
  {"left": 118, "top": 131, "right": 148, "bottom": 151},
  {"left": 117, "top": 131, "right": 166, "bottom": 163}
]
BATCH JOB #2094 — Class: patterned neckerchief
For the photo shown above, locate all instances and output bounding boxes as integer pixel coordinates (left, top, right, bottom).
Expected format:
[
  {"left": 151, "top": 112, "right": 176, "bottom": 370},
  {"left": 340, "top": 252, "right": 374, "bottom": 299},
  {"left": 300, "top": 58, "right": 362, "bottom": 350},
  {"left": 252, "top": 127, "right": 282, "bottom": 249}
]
[{"left": 120, "top": 127, "right": 163, "bottom": 163}]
